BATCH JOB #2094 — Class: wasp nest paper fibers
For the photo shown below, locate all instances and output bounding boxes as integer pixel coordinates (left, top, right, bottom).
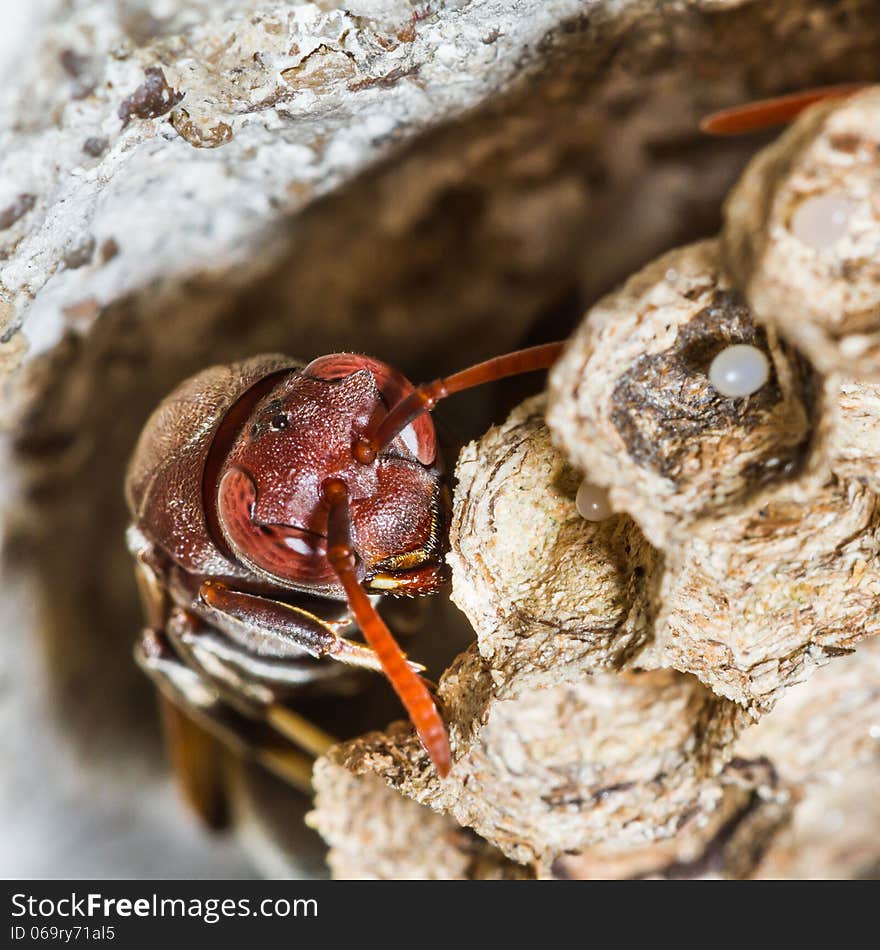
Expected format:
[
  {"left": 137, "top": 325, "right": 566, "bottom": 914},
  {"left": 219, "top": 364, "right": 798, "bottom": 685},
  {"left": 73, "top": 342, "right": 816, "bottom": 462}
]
[
  {"left": 311, "top": 89, "right": 880, "bottom": 879},
  {"left": 5, "top": 0, "right": 880, "bottom": 879},
  {"left": 310, "top": 401, "right": 746, "bottom": 868},
  {"left": 311, "top": 649, "right": 741, "bottom": 867},
  {"left": 549, "top": 238, "right": 880, "bottom": 710},
  {"left": 723, "top": 87, "right": 880, "bottom": 379}
]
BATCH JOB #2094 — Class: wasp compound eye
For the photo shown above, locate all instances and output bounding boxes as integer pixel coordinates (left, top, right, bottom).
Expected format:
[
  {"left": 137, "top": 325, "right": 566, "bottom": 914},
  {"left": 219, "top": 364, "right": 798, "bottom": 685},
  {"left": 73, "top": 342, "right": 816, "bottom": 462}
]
[{"left": 269, "top": 412, "right": 291, "bottom": 431}]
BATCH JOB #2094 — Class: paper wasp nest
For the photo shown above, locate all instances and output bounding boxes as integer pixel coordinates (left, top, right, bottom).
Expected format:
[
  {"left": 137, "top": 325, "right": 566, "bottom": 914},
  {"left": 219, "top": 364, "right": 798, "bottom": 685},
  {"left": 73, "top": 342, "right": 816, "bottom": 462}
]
[
  {"left": 549, "top": 238, "right": 880, "bottom": 710},
  {"left": 311, "top": 90, "right": 880, "bottom": 878},
  {"left": 723, "top": 87, "right": 880, "bottom": 379},
  {"left": 4, "top": 0, "right": 878, "bottom": 882}
]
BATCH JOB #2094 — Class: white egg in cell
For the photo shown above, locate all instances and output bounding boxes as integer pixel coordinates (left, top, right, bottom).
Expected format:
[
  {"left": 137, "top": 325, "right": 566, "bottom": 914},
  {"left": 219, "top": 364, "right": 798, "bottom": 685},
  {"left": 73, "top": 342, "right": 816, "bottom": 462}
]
[
  {"left": 790, "top": 193, "right": 854, "bottom": 251},
  {"left": 576, "top": 479, "right": 612, "bottom": 522},
  {"left": 709, "top": 344, "right": 770, "bottom": 398}
]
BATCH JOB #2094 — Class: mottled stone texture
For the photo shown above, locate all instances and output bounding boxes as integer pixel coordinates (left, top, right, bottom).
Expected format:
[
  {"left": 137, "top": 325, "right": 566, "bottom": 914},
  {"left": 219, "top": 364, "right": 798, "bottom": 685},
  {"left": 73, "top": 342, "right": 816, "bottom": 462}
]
[{"left": 3, "top": 0, "right": 880, "bottom": 877}]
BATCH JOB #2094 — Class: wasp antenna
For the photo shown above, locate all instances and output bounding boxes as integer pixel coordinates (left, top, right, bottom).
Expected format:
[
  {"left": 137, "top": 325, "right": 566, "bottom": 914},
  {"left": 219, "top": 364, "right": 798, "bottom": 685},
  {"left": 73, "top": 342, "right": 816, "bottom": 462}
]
[
  {"left": 700, "top": 83, "right": 866, "bottom": 136},
  {"left": 322, "top": 478, "right": 452, "bottom": 777},
  {"left": 354, "top": 341, "right": 565, "bottom": 463}
]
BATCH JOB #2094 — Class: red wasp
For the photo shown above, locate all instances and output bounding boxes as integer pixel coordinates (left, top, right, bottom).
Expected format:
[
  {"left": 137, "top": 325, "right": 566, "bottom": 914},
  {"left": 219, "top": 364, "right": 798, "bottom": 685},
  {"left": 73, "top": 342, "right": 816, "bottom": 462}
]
[
  {"left": 126, "top": 343, "right": 564, "bottom": 801},
  {"left": 127, "top": 81, "right": 865, "bottom": 817}
]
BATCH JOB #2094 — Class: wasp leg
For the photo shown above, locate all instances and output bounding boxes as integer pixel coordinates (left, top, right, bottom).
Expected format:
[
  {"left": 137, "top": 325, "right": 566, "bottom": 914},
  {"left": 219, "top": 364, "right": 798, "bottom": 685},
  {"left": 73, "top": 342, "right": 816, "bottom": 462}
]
[
  {"left": 369, "top": 562, "right": 448, "bottom": 597},
  {"left": 136, "top": 629, "right": 314, "bottom": 799},
  {"left": 165, "top": 607, "right": 343, "bottom": 761},
  {"left": 168, "top": 613, "right": 335, "bottom": 760},
  {"left": 129, "top": 533, "right": 169, "bottom": 630},
  {"left": 158, "top": 694, "right": 229, "bottom": 829},
  {"left": 174, "top": 624, "right": 349, "bottom": 691},
  {"left": 198, "top": 580, "right": 425, "bottom": 674},
  {"left": 128, "top": 545, "right": 232, "bottom": 826},
  {"left": 138, "top": 628, "right": 234, "bottom": 827},
  {"left": 129, "top": 535, "right": 318, "bottom": 801}
]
